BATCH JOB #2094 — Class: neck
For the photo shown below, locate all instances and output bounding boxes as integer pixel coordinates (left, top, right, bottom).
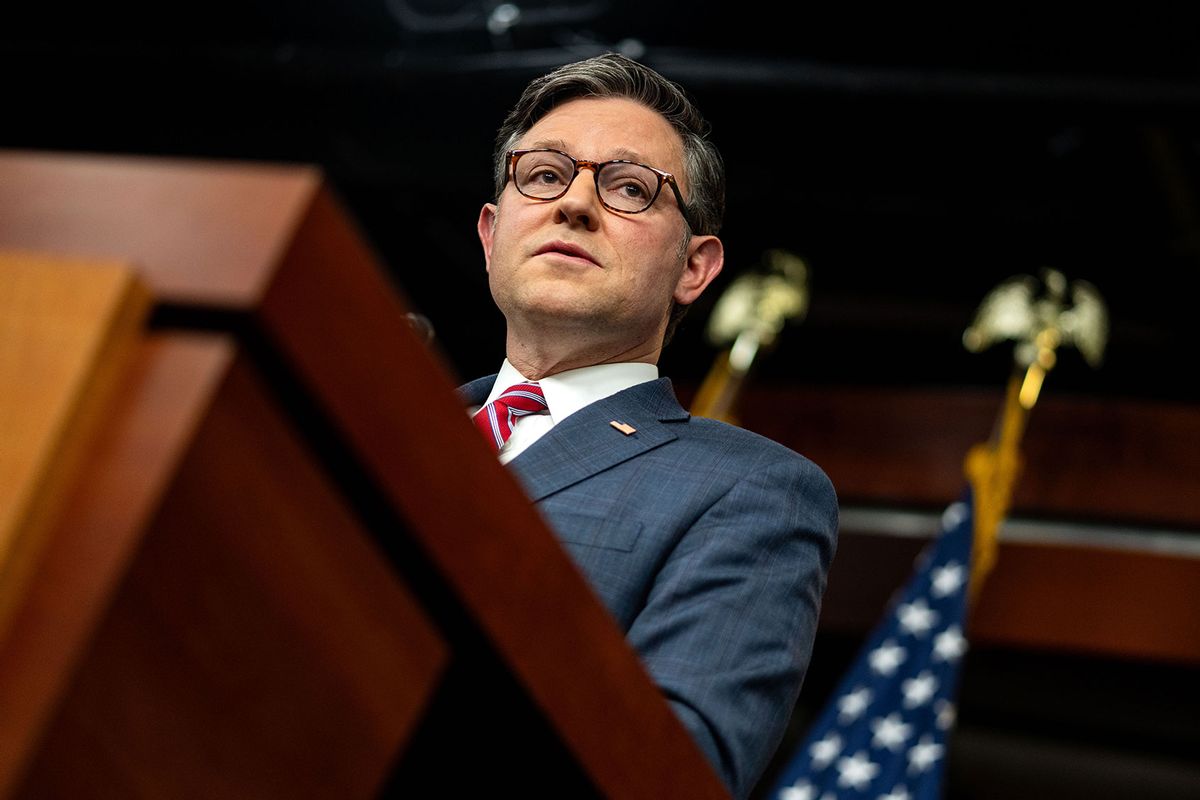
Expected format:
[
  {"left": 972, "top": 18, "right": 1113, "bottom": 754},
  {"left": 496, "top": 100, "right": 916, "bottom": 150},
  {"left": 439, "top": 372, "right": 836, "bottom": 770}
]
[{"left": 504, "top": 327, "right": 662, "bottom": 381}]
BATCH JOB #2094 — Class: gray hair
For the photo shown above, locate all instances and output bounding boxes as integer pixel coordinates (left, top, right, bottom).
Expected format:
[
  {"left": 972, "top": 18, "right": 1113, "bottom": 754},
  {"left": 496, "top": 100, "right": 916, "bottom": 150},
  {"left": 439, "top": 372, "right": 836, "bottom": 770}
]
[{"left": 491, "top": 52, "right": 725, "bottom": 238}]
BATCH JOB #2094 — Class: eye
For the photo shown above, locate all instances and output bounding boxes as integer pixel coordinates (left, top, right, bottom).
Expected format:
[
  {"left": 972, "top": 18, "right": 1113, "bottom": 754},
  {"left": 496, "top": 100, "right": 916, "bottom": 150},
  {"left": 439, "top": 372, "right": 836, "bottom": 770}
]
[
  {"left": 530, "top": 167, "right": 564, "bottom": 185},
  {"left": 613, "top": 179, "right": 649, "bottom": 200},
  {"left": 516, "top": 152, "right": 575, "bottom": 195},
  {"left": 600, "top": 162, "right": 657, "bottom": 209}
]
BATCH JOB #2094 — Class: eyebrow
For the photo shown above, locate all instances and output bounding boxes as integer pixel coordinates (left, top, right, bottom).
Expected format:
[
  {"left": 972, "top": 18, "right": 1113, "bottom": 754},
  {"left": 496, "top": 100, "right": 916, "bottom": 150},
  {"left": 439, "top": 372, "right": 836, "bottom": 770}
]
[{"left": 527, "top": 139, "right": 651, "bottom": 165}]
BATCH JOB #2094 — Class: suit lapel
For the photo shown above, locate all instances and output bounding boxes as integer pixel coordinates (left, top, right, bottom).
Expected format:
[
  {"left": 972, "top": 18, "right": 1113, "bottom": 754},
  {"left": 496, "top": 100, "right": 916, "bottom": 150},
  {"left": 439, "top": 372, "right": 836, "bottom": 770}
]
[
  {"left": 458, "top": 374, "right": 497, "bottom": 407},
  {"left": 508, "top": 378, "right": 689, "bottom": 502}
]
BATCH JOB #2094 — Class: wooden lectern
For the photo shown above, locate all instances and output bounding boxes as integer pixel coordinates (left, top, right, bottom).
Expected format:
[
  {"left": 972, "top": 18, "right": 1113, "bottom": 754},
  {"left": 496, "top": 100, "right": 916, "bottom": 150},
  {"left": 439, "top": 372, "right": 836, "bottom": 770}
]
[{"left": 0, "top": 150, "right": 729, "bottom": 798}]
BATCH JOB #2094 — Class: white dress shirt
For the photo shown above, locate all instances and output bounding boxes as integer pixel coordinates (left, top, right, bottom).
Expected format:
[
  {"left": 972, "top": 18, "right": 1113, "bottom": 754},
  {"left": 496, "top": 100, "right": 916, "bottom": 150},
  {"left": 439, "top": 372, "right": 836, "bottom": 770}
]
[{"left": 474, "top": 359, "right": 659, "bottom": 464}]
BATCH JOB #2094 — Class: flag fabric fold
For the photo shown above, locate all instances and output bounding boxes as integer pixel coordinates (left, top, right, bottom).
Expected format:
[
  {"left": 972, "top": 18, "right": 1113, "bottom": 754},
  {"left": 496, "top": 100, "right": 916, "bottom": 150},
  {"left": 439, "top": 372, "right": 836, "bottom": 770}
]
[{"left": 769, "top": 490, "right": 975, "bottom": 800}]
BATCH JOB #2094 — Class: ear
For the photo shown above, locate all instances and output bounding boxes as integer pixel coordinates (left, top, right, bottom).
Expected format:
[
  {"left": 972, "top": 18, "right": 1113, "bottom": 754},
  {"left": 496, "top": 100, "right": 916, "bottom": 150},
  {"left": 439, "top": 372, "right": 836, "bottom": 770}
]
[
  {"left": 674, "top": 235, "right": 724, "bottom": 305},
  {"left": 477, "top": 203, "right": 498, "bottom": 271}
]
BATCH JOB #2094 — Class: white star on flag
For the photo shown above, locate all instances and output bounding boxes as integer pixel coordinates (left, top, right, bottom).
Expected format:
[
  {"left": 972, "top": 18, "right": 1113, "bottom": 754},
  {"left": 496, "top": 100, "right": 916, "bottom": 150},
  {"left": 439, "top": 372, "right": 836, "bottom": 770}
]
[
  {"left": 930, "top": 561, "right": 966, "bottom": 597},
  {"left": 934, "top": 625, "right": 968, "bottom": 662},
  {"left": 809, "top": 732, "right": 842, "bottom": 770},
  {"left": 901, "top": 670, "right": 939, "bottom": 708},
  {"left": 907, "top": 734, "right": 945, "bottom": 774},
  {"left": 779, "top": 782, "right": 815, "bottom": 800},
  {"left": 935, "top": 699, "right": 957, "bottom": 731},
  {"left": 897, "top": 598, "right": 939, "bottom": 637},
  {"left": 836, "top": 751, "right": 880, "bottom": 791},
  {"left": 837, "top": 687, "right": 872, "bottom": 723},
  {"left": 879, "top": 786, "right": 912, "bottom": 800},
  {"left": 870, "top": 713, "right": 913, "bottom": 752},
  {"left": 941, "top": 501, "right": 968, "bottom": 529},
  {"left": 868, "top": 640, "right": 907, "bottom": 676}
]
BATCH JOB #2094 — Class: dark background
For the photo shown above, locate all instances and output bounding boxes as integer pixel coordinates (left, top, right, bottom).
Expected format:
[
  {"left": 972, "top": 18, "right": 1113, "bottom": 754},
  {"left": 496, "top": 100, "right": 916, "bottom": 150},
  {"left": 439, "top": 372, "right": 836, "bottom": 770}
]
[
  {"left": 7, "top": 5, "right": 1200, "bottom": 401},
  {"left": 5, "top": 5, "right": 1198, "bottom": 797}
]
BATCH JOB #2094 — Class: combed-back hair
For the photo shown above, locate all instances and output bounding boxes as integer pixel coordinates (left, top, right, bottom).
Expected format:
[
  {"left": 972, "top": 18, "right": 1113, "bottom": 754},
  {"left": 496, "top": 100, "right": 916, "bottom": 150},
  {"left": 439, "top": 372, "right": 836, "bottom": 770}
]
[{"left": 493, "top": 53, "right": 725, "bottom": 236}]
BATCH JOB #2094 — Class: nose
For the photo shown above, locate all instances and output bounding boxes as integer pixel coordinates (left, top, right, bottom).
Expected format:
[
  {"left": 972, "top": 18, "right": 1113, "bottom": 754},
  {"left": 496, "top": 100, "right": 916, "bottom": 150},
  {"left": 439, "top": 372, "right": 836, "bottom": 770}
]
[{"left": 552, "top": 164, "right": 602, "bottom": 231}]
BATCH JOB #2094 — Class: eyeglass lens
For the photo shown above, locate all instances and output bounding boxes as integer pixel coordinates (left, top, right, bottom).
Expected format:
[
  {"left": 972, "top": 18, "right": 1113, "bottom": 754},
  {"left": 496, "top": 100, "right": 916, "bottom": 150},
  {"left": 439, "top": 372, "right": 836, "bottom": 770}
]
[{"left": 514, "top": 151, "right": 660, "bottom": 213}]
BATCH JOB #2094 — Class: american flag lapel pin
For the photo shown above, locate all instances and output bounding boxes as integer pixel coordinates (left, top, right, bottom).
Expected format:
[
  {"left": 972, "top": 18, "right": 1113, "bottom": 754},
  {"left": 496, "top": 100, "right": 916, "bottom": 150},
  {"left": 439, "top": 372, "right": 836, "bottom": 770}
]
[{"left": 609, "top": 420, "right": 637, "bottom": 436}]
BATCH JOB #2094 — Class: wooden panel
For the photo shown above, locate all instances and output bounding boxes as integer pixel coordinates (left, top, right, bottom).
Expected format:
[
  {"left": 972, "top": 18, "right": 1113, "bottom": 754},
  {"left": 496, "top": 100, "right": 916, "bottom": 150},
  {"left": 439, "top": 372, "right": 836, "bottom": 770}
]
[
  {"left": 732, "top": 385, "right": 1200, "bottom": 529},
  {"left": 971, "top": 539, "right": 1200, "bottom": 664},
  {"left": 0, "top": 336, "right": 232, "bottom": 797},
  {"left": 11, "top": 338, "right": 446, "bottom": 799},
  {"left": 0, "top": 252, "right": 149, "bottom": 639},
  {"left": 820, "top": 528, "right": 1200, "bottom": 665},
  {"left": 0, "top": 150, "right": 319, "bottom": 307},
  {"left": 0, "top": 150, "right": 732, "bottom": 798}
]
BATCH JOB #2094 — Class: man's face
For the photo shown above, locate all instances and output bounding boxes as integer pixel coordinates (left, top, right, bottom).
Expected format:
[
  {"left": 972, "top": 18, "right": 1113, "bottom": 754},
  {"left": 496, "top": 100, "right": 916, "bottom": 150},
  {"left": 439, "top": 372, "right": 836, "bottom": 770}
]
[{"left": 478, "top": 96, "right": 723, "bottom": 360}]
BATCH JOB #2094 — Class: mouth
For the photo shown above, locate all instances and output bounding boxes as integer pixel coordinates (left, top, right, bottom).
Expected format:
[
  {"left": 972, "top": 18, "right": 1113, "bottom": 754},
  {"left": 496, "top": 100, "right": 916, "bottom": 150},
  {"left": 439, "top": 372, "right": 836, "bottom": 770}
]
[{"left": 534, "top": 240, "right": 600, "bottom": 267}]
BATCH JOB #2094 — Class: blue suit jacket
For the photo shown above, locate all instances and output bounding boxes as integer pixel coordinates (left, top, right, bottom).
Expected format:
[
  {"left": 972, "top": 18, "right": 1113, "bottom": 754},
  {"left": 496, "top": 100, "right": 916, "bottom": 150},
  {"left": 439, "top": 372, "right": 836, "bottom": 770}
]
[{"left": 461, "top": 375, "right": 838, "bottom": 798}]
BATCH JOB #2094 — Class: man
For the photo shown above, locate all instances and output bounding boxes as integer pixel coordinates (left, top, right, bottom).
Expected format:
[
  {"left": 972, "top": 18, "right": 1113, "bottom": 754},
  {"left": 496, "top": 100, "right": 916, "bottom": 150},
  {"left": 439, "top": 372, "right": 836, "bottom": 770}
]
[{"left": 461, "top": 53, "right": 838, "bottom": 799}]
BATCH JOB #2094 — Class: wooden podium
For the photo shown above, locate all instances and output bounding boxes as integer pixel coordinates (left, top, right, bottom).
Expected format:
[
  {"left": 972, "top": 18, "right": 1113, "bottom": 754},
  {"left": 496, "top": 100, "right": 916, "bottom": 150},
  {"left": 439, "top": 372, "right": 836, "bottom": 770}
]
[{"left": 0, "top": 150, "right": 729, "bottom": 798}]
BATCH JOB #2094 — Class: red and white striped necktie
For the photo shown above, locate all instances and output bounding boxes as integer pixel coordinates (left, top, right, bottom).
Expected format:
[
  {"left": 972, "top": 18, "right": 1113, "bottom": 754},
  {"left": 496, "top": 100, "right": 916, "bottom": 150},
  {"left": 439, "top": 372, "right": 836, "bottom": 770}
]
[{"left": 473, "top": 382, "right": 548, "bottom": 454}]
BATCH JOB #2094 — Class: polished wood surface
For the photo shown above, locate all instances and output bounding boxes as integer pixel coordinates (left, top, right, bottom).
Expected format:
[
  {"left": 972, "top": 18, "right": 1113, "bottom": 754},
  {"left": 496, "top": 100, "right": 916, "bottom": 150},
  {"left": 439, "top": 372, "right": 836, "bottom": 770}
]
[
  {"left": 0, "top": 335, "right": 231, "bottom": 796},
  {"left": 819, "top": 529, "right": 1200, "bottom": 665},
  {"left": 0, "top": 150, "right": 319, "bottom": 307},
  {"left": 5, "top": 336, "right": 446, "bottom": 798},
  {"left": 0, "top": 150, "right": 730, "bottom": 799},
  {"left": 972, "top": 538, "right": 1200, "bottom": 664},
  {"left": 734, "top": 384, "right": 1200, "bottom": 529},
  {"left": 0, "top": 253, "right": 150, "bottom": 639}
]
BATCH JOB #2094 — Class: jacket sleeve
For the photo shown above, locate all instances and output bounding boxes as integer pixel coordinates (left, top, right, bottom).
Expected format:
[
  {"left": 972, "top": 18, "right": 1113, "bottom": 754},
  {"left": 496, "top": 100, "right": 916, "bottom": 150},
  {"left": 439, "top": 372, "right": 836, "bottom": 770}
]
[{"left": 623, "top": 453, "right": 838, "bottom": 799}]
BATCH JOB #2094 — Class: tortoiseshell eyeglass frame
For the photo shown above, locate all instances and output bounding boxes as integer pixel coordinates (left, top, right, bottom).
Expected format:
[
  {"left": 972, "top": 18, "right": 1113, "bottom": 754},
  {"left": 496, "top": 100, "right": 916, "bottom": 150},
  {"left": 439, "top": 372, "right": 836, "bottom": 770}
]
[{"left": 506, "top": 148, "right": 695, "bottom": 232}]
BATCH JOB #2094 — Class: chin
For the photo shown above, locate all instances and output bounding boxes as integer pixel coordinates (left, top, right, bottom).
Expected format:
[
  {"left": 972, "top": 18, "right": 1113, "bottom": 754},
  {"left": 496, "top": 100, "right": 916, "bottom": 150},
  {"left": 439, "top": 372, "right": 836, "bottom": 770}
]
[
  {"left": 523, "top": 302, "right": 607, "bottom": 328},
  {"left": 503, "top": 283, "right": 602, "bottom": 321}
]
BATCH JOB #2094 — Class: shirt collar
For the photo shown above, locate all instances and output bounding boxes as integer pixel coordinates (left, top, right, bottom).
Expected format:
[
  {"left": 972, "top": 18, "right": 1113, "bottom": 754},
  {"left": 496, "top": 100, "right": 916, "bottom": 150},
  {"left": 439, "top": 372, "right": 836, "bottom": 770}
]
[{"left": 486, "top": 359, "right": 659, "bottom": 424}]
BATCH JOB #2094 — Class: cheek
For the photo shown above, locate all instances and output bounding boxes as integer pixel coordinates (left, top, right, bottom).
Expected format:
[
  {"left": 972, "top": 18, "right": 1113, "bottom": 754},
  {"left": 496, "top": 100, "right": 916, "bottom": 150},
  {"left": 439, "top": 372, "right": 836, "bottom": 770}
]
[
  {"left": 629, "top": 227, "right": 685, "bottom": 277},
  {"left": 491, "top": 204, "right": 543, "bottom": 254},
  {"left": 488, "top": 218, "right": 524, "bottom": 268}
]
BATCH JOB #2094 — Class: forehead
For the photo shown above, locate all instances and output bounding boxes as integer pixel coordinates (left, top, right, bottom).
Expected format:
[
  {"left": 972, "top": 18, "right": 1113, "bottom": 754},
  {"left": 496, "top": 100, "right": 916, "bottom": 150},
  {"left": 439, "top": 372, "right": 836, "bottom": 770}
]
[{"left": 517, "top": 96, "right": 685, "bottom": 178}]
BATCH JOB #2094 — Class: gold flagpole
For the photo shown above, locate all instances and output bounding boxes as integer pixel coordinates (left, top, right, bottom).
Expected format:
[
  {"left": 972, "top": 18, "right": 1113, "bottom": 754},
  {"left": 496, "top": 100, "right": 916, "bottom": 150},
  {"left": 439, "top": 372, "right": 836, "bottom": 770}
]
[
  {"left": 960, "top": 268, "right": 1109, "bottom": 604},
  {"left": 691, "top": 250, "right": 809, "bottom": 424}
]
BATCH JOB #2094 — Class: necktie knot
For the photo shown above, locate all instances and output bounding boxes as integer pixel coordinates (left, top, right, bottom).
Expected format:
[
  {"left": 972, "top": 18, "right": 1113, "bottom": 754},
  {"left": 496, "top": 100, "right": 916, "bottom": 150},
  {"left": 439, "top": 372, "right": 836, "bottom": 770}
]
[{"left": 473, "top": 382, "right": 548, "bottom": 454}]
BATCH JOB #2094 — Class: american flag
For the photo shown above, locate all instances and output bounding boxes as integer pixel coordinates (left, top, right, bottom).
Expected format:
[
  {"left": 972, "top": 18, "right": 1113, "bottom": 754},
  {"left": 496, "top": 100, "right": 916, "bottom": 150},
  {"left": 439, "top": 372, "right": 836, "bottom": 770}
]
[{"left": 768, "top": 492, "right": 975, "bottom": 800}]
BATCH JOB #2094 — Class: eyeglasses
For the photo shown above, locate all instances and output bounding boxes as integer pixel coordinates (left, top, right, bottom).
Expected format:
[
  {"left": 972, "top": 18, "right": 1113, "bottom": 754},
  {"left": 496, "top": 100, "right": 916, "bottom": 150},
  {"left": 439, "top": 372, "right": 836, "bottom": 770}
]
[{"left": 506, "top": 148, "right": 693, "bottom": 229}]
